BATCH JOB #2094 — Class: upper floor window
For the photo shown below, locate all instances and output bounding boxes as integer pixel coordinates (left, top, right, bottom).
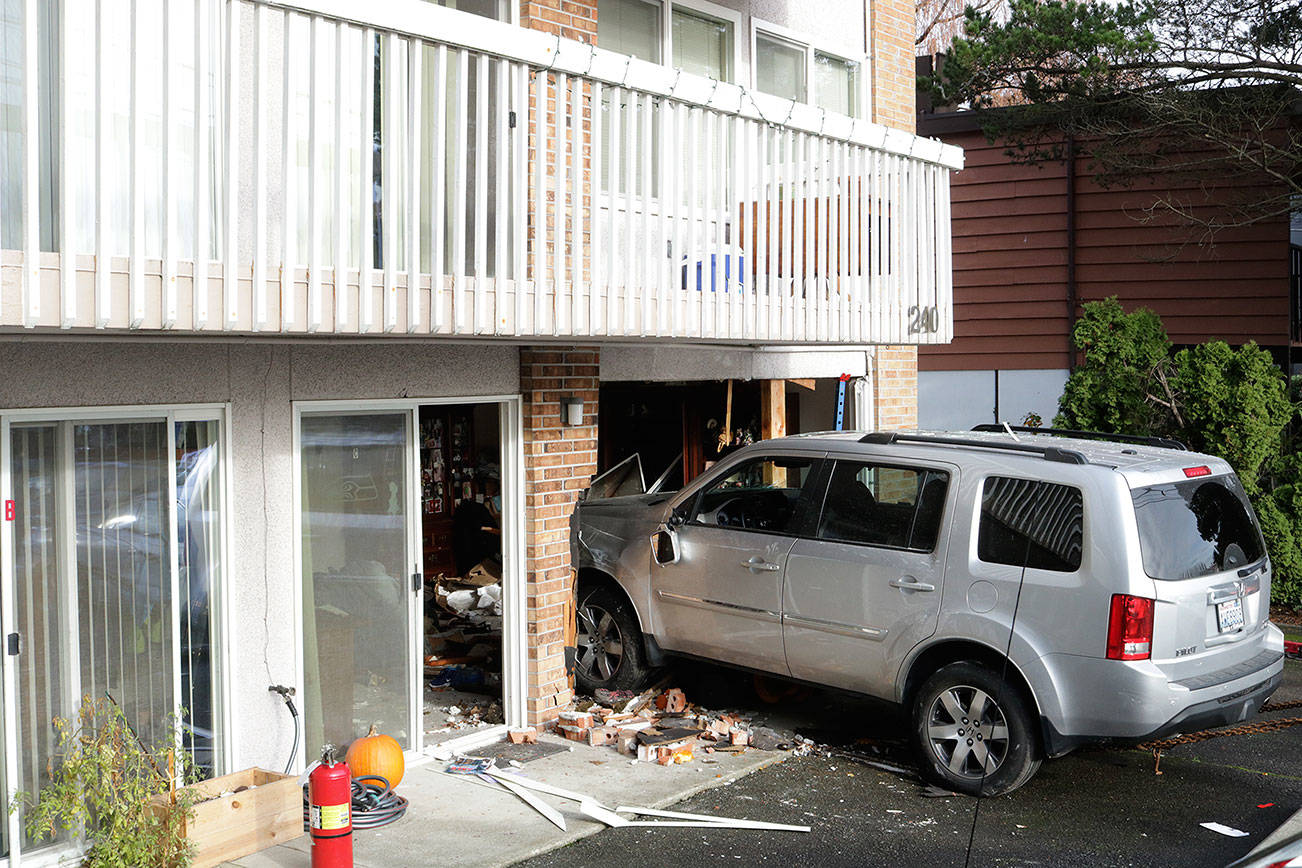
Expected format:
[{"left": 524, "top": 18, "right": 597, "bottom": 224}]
[
  {"left": 754, "top": 30, "right": 807, "bottom": 102},
  {"left": 672, "top": 5, "right": 735, "bottom": 81},
  {"left": 598, "top": 0, "right": 737, "bottom": 80},
  {"left": 598, "top": 0, "right": 663, "bottom": 64},
  {"left": 752, "top": 20, "right": 865, "bottom": 118},
  {"left": 428, "top": 0, "right": 509, "bottom": 20},
  {"left": 815, "top": 51, "right": 860, "bottom": 118}
]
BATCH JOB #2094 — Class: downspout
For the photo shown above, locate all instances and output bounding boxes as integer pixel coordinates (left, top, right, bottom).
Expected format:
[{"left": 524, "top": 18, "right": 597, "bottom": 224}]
[
  {"left": 866, "top": 0, "right": 876, "bottom": 123},
  {"left": 1066, "top": 133, "right": 1078, "bottom": 372}
]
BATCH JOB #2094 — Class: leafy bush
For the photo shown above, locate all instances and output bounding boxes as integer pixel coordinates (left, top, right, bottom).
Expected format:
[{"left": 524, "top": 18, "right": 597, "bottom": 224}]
[
  {"left": 12, "top": 696, "right": 197, "bottom": 868},
  {"left": 1056, "top": 298, "right": 1302, "bottom": 606}
]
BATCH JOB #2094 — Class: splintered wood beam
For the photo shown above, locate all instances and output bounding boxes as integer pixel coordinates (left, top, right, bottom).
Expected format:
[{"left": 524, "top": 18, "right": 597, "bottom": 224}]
[{"left": 761, "top": 380, "right": 786, "bottom": 442}]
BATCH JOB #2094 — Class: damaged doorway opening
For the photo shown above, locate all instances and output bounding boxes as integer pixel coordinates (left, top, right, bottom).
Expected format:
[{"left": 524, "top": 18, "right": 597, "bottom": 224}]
[
  {"left": 420, "top": 403, "right": 507, "bottom": 745},
  {"left": 295, "top": 396, "right": 524, "bottom": 769}
]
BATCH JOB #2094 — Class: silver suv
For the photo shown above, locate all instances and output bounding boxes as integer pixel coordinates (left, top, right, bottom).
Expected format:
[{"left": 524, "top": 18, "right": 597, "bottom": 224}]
[{"left": 571, "top": 428, "right": 1286, "bottom": 795}]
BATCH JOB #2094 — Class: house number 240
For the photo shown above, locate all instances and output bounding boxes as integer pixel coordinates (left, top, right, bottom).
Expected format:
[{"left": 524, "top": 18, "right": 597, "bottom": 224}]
[{"left": 907, "top": 305, "right": 940, "bottom": 334}]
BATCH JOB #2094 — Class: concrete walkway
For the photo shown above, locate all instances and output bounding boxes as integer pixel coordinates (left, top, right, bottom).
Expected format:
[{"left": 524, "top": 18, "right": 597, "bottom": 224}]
[{"left": 224, "top": 735, "right": 785, "bottom": 868}]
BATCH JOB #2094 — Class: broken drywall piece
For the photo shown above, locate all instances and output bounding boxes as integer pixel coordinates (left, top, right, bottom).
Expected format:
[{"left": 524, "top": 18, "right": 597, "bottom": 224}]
[
  {"left": 484, "top": 769, "right": 606, "bottom": 806},
  {"left": 481, "top": 772, "right": 567, "bottom": 832},
  {"left": 1200, "top": 822, "right": 1249, "bottom": 838},
  {"left": 579, "top": 800, "right": 632, "bottom": 828}
]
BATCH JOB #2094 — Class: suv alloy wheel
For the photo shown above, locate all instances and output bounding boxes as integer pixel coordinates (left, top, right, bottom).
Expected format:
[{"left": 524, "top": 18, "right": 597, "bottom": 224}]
[
  {"left": 574, "top": 587, "right": 648, "bottom": 694},
  {"left": 911, "top": 661, "right": 1041, "bottom": 796}
]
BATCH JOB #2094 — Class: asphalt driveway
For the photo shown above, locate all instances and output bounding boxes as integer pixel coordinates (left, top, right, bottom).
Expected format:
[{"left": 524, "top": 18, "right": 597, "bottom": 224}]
[{"left": 518, "top": 657, "right": 1302, "bottom": 868}]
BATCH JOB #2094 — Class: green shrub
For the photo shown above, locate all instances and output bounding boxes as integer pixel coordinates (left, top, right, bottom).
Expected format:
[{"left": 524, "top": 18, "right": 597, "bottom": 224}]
[
  {"left": 1056, "top": 299, "right": 1302, "bottom": 606},
  {"left": 12, "top": 696, "right": 197, "bottom": 868}
]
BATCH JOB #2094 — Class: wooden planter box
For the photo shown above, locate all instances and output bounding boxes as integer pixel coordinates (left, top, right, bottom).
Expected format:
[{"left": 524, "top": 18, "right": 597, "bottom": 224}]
[{"left": 151, "top": 767, "right": 304, "bottom": 868}]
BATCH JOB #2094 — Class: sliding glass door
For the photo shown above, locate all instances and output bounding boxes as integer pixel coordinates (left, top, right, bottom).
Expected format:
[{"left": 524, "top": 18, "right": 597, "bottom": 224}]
[
  {"left": 2, "top": 410, "right": 227, "bottom": 860},
  {"left": 300, "top": 411, "right": 417, "bottom": 756}
]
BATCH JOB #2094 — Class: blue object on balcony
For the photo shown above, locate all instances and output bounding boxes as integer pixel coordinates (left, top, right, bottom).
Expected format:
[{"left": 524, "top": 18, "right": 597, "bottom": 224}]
[{"left": 681, "top": 253, "right": 746, "bottom": 292}]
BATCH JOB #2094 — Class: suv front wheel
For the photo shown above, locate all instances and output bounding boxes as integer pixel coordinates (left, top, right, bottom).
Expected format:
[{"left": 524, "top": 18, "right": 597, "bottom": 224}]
[
  {"left": 574, "top": 586, "right": 649, "bottom": 694},
  {"left": 910, "top": 662, "right": 1041, "bottom": 796}
]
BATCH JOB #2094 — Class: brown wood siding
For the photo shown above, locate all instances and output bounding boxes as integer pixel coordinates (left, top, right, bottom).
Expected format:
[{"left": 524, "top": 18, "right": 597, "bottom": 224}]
[
  {"left": 922, "top": 128, "right": 1072, "bottom": 371},
  {"left": 920, "top": 123, "right": 1292, "bottom": 373}
]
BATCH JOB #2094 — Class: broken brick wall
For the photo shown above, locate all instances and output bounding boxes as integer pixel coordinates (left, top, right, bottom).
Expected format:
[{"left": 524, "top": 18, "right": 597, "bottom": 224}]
[{"left": 520, "top": 346, "right": 599, "bottom": 725}]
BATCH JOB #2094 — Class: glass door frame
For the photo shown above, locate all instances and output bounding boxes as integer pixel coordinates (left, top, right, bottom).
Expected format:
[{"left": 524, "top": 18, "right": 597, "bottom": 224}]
[
  {"left": 0, "top": 402, "right": 234, "bottom": 867},
  {"left": 290, "top": 395, "right": 526, "bottom": 767}
]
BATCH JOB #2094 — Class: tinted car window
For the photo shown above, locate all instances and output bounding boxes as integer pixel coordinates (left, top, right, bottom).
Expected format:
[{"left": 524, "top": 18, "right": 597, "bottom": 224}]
[
  {"left": 978, "top": 477, "right": 1083, "bottom": 572},
  {"left": 817, "top": 461, "right": 949, "bottom": 551},
  {"left": 690, "top": 456, "right": 817, "bottom": 534},
  {"left": 1131, "top": 475, "right": 1264, "bottom": 580}
]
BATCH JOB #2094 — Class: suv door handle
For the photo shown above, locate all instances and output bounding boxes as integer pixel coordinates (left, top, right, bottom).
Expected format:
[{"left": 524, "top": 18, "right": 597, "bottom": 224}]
[
  {"left": 890, "top": 577, "right": 936, "bottom": 592},
  {"left": 741, "top": 559, "right": 781, "bottom": 572}
]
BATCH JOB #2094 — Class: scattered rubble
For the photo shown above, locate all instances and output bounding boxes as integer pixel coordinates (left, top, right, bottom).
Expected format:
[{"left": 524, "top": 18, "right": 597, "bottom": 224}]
[
  {"left": 428, "top": 700, "right": 504, "bottom": 733},
  {"left": 544, "top": 686, "right": 833, "bottom": 766},
  {"left": 426, "top": 558, "right": 504, "bottom": 698}
]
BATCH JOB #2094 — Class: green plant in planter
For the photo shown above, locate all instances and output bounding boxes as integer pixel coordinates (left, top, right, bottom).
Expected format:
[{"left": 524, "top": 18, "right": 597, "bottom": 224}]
[{"left": 11, "top": 696, "right": 199, "bottom": 868}]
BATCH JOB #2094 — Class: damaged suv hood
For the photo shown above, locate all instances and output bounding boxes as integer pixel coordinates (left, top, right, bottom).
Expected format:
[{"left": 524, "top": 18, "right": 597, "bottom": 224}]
[{"left": 572, "top": 491, "right": 674, "bottom": 575}]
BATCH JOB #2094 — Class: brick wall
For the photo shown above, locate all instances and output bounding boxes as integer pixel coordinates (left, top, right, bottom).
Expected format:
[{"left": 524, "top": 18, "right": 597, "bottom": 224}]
[
  {"left": 871, "top": 0, "right": 920, "bottom": 420},
  {"left": 874, "top": 346, "right": 919, "bottom": 430},
  {"left": 521, "top": 0, "right": 596, "bottom": 315},
  {"left": 871, "top": 0, "right": 918, "bottom": 133},
  {"left": 520, "top": 347, "right": 599, "bottom": 724}
]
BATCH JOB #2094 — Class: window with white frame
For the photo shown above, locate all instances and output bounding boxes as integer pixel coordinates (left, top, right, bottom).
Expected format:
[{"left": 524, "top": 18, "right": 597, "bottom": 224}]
[
  {"left": 598, "top": 0, "right": 663, "bottom": 63},
  {"left": 754, "top": 30, "right": 807, "bottom": 102},
  {"left": 597, "top": 0, "right": 739, "bottom": 196},
  {"left": 815, "top": 51, "right": 861, "bottom": 118},
  {"left": 753, "top": 21, "right": 866, "bottom": 119},
  {"left": 672, "top": 5, "right": 734, "bottom": 81}
]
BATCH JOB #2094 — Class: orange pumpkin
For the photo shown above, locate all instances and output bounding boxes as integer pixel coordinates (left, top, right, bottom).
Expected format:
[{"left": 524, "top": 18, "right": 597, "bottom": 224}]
[{"left": 345, "top": 724, "right": 405, "bottom": 788}]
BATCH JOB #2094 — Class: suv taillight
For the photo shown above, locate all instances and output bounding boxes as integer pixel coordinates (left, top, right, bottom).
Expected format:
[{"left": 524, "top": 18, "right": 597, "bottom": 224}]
[{"left": 1107, "top": 594, "right": 1154, "bottom": 660}]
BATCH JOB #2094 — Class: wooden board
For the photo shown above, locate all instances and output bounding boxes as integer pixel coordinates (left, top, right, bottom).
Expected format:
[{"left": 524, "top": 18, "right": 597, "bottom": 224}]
[{"left": 152, "top": 767, "right": 304, "bottom": 868}]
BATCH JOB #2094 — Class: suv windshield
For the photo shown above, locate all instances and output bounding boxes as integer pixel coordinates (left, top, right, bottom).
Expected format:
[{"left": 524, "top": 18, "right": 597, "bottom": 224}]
[{"left": 1131, "top": 474, "right": 1264, "bottom": 580}]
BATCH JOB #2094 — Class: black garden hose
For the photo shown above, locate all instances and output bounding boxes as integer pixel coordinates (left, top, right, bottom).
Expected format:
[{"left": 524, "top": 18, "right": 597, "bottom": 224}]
[{"left": 303, "top": 774, "right": 409, "bottom": 830}]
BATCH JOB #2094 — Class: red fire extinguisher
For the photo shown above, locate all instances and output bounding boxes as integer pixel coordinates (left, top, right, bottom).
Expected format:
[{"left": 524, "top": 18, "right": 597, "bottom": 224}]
[{"left": 308, "top": 745, "right": 353, "bottom": 868}]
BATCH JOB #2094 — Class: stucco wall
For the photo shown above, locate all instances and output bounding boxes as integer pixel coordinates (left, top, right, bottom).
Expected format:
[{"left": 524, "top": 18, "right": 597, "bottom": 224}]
[{"left": 0, "top": 338, "right": 518, "bottom": 771}]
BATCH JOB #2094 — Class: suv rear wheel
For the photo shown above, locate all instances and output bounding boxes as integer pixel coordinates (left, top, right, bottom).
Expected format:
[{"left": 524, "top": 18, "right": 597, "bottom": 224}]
[
  {"left": 910, "top": 661, "right": 1041, "bottom": 796},
  {"left": 574, "top": 587, "right": 648, "bottom": 694}
]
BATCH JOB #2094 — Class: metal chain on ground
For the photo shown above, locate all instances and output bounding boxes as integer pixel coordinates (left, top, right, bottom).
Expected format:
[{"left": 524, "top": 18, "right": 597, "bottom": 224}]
[
  {"left": 1260, "top": 698, "right": 1302, "bottom": 713},
  {"left": 1138, "top": 715, "right": 1302, "bottom": 752}
]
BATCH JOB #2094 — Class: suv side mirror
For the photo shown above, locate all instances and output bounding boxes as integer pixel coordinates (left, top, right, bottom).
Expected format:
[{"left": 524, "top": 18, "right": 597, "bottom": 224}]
[{"left": 652, "top": 526, "right": 680, "bottom": 566}]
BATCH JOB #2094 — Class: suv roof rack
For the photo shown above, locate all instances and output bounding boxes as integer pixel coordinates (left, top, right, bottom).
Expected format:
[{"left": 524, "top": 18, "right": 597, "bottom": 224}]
[
  {"left": 858, "top": 431, "right": 1088, "bottom": 465},
  {"left": 970, "top": 424, "right": 1188, "bottom": 451}
]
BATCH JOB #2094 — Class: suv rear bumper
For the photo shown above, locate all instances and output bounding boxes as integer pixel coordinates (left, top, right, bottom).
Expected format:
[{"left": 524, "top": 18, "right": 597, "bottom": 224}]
[
  {"left": 1035, "top": 627, "right": 1286, "bottom": 757},
  {"left": 1042, "top": 665, "right": 1283, "bottom": 756}
]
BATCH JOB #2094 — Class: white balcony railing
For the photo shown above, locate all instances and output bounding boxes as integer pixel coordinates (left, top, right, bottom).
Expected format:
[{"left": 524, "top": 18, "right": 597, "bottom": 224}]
[{"left": 0, "top": 0, "right": 963, "bottom": 344}]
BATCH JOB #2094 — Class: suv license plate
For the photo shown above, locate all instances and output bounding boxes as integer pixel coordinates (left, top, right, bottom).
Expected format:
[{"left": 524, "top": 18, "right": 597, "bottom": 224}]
[{"left": 1217, "top": 599, "right": 1244, "bottom": 633}]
